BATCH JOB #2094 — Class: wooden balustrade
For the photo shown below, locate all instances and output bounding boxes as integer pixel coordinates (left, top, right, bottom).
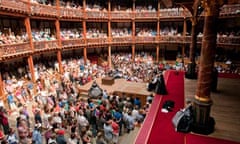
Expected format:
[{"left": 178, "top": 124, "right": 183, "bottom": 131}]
[
  {"left": 86, "top": 10, "right": 108, "bottom": 19},
  {"left": 60, "top": 8, "right": 83, "bottom": 18},
  {"left": 0, "top": 0, "right": 29, "bottom": 13},
  {"left": 31, "top": 3, "right": 57, "bottom": 17},
  {"left": 0, "top": 36, "right": 239, "bottom": 58},
  {"left": 0, "top": 42, "right": 31, "bottom": 57},
  {"left": 110, "top": 11, "right": 133, "bottom": 19},
  {"left": 61, "top": 38, "right": 85, "bottom": 47},
  {"left": 220, "top": 4, "right": 240, "bottom": 15},
  {"left": 158, "top": 36, "right": 185, "bottom": 43},
  {"left": 111, "top": 37, "right": 133, "bottom": 44},
  {"left": 33, "top": 40, "right": 58, "bottom": 51},
  {"left": 86, "top": 38, "right": 108, "bottom": 45},
  {"left": 135, "top": 12, "right": 158, "bottom": 19},
  {"left": 218, "top": 36, "right": 240, "bottom": 44},
  {"left": 159, "top": 9, "right": 186, "bottom": 18},
  {"left": 1, "top": 2, "right": 239, "bottom": 18},
  {"left": 135, "top": 36, "right": 157, "bottom": 44}
]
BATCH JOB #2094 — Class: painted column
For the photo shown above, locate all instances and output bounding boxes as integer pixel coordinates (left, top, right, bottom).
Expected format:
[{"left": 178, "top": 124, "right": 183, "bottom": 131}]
[{"left": 193, "top": 0, "right": 220, "bottom": 134}]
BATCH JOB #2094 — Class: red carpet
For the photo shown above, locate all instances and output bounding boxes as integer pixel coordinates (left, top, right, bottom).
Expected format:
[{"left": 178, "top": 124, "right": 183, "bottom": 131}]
[
  {"left": 147, "top": 70, "right": 185, "bottom": 144},
  {"left": 186, "top": 134, "right": 240, "bottom": 144},
  {"left": 135, "top": 70, "right": 240, "bottom": 144}
]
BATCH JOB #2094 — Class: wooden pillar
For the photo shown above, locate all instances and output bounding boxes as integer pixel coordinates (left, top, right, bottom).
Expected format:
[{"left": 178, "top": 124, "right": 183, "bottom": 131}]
[
  {"left": 0, "top": 71, "right": 4, "bottom": 100},
  {"left": 28, "top": 55, "right": 35, "bottom": 82},
  {"left": 182, "top": 18, "right": 187, "bottom": 57},
  {"left": 132, "top": 19, "right": 135, "bottom": 62},
  {"left": 132, "top": 45, "right": 135, "bottom": 62},
  {"left": 108, "top": 0, "right": 111, "bottom": 17},
  {"left": 108, "top": 21, "right": 111, "bottom": 42},
  {"left": 156, "top": 45, "right": 159, "bottom": 62},
  {"left": 82, "top": 0, "right": 87, "bottom": 65},
  {"left": 57, "top": 50, "right": 63, "bottom": 73},
  {"left": 55, "top": 20, "right": 63, "bottom": 74},
  {"left": 108, "top": 46, "right": 112, "bottom": 68},
  {"left": 83, "top": 48, "right": 87, "bottom": 64},
  {"left": 193, "top": 0, "right": 221, "bottom": 135},
  {"left": 24, "top": 17, "right": 33, "bottom": 51}
]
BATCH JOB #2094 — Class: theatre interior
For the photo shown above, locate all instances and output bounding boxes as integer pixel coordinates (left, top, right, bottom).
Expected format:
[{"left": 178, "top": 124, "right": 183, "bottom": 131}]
[{"left": 0, "top": 0, "right": 240, "bottom": 144}]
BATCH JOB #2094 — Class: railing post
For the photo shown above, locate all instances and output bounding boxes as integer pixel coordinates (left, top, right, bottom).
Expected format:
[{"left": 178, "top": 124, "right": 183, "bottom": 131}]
[
  {"left": 0, "top": 71, "right": 4, "bottom": 103},
  {"left": 27, "top": 55, "right": 35, "bottom": 82},
  {"left": 55, "top": 19, "right": 63, "bottom": 74}
]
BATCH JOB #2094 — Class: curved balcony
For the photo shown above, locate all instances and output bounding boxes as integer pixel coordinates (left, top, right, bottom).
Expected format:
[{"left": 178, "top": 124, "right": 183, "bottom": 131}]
[
  {"left": 86, "top": 38, "right": 108, "bottom": 46},
  {"left": 0, "top": 0, "right": 29, "bottom": 14},
  {"left": 159, "top": 9, "right": 188, "bottom": 18},
  {"left": 110, "top": 11, "right": 133, "bottom": 20},
  {"left": 220, "top": 4, "right": 240, "bottom": 16},
  {"left": 159, "top": 36, "right": 185, "bottom": 44},
  {"left": 61, "top": 38, "right": 85, "bottom": 48},
  {"left": 0, "top": 36, "right": 240, "bottom": 59},
  {"left": 86, "top": 10, "right": 108, "bottom": 20},
  {"left": 30, "top": 3, "right": 57, "bottom": 17},
  {"left": 0, "top": 42, "right": 32, "bottom": 59},
  {"left": 217, "top": 36, "right": 240, "bottom": 45},
  {"left": 33, "top": 40, "right": 58, "bottom": 51},
  {"left": 60, "top": 8, "right": 83, "bottom": 19},
  {"left": 135, "top": 36, "right": 157, "bottom": 44},
  {"left": 135, "top": 12, "right": 158, "bottom": 19},
  {"left": 111, "top": 37, "right": 133, "bottom": 45}
]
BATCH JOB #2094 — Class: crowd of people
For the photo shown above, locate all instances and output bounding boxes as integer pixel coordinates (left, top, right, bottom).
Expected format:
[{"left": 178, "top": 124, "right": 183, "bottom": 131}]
[
  {"left": 0, "top": 31, "right": 28, "bottom": 45},
  {"left": 0, "top": 53, "right": 158, "bottom": 144}
]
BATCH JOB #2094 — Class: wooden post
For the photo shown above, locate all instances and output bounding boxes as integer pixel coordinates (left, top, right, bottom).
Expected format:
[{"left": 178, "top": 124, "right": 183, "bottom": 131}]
[
  {"left": 28, "top": 55, "right": 35, "bottom": 82},
  {"left": 108, "top": 46, "right": 112, "bottom": 68},
  {"left": 193, "top": 0, "right": 221, "bottom": 134},
  {"left": 182, "top": 18, "right": 187, "bottom": 57},
  {"left": 57, "top": 50, "right": 63, "bottom": 73},
  {"left": 0, "top": 71, "right": 4, "bottom": 100},
  {"left": 156, "top": 45, "right": 159, "bottom": 62},
  {"left": 82, "top": 0, "right": 87, "bottom": 65},
  {"left": 24, "top": 17, "right": 34, "bottom": 51}
]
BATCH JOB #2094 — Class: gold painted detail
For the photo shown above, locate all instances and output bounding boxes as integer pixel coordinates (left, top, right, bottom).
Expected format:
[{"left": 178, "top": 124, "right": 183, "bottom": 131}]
[{"left": 195, "top": 95, "right": 211, "bottom": 102}]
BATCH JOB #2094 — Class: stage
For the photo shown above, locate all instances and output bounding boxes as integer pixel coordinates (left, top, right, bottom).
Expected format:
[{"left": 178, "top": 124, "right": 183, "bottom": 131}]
[{"left": 78, "top": 78, "right": 152, "bottom": 106}]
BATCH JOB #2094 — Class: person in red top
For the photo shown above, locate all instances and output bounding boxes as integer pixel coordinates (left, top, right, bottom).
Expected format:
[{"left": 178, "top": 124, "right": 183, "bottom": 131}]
[
  {"left": 111, "top": 118, "right": 119, "bottom": 144},
  {"left": 0, "top": 107, "right": 10, "bottom": 134}
]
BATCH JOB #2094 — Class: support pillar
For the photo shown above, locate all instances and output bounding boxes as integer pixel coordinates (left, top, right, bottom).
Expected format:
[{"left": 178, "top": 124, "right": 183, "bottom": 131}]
[
  {"left": 108, "top": 46, "right": 112, "bottom": 68},
  {"left": 156, "top": 45, "right": 159, "bottom": 63},
  {"left": 193, "top": 0, "right": 220, "bottom": 135},
  {"left": 185, "top": 16, "right": 198, "bottom": 79},
  {"left": 83, "top": 48, "right": 87, "bottom": 64},
  {"left": 28, "top": 55, "right": 35, "bottom": 82},
  {"left": 132, "top": 45, "right": 135, "bottom": 62},
  {"left": 57, "top": 50, "right": 63, "bottom": 74},
  {"left": 0, "top": 71, "right": 4, "bottom": 100}
]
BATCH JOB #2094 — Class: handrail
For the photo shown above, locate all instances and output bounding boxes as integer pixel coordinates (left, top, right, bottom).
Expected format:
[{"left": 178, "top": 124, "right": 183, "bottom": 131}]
[
  {"left": 86, "top": 38, "right": 108, "bottom": 45},
  {"left": 86, "top": 10, "right": 108, "bottom": 19},
  {"left": 0, "top": 36, "right": 240, "bottom": 58},
  {"left": 1, "top": 2, "right": 239, "bottom": 18},
  {"left": 60, "top": 8, "right": 83, "bottom": 18},
  {"left": 61, "top": 38, "right": 85, "bottom": 47},
  {"left": 33, "top": 40, "right": 58, "bottom": 50},
  {"left": 220, "top": 4, "right": 240, "bottom": 16},
  {"left": 111, "top": 37, "right": 133, "bottom": 44},
  {"left": 0, "top": 0, "right": 29, "bottom": 13},
  {"left": 0, "top": 42, "right": 31, "bottom": 57},
  {"left": 110, "top": 11, "right": 133, "bottom": 19},
  {"left": 30, "top": 3, "right": 57, "bottom": 17},
  {"left": 135, "top": 36, "right": 157, "bottom": 44},
  {"left": 135, "top": 11, "right": 158, "bottom": 19}
]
